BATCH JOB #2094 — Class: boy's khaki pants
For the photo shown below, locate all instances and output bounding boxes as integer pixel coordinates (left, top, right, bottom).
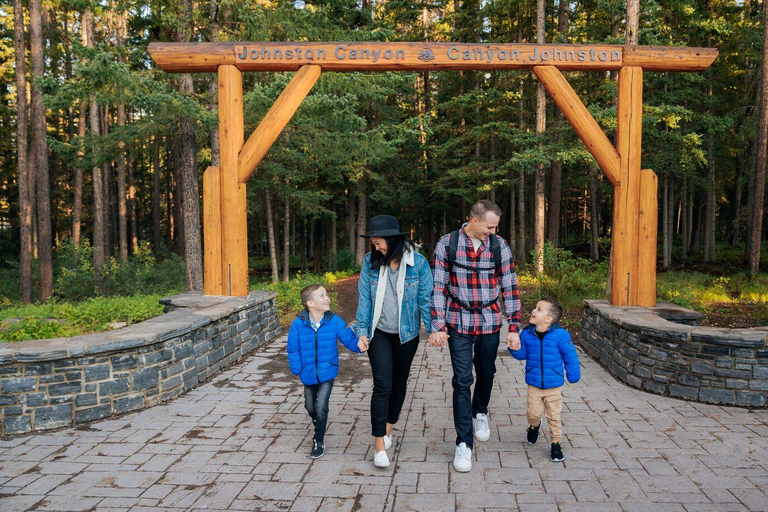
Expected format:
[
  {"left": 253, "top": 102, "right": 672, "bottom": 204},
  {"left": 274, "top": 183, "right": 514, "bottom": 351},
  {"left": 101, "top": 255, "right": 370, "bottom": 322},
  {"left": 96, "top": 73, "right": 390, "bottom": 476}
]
[{"left": 527, "top": 385, "right": 563, "bottom": 443}]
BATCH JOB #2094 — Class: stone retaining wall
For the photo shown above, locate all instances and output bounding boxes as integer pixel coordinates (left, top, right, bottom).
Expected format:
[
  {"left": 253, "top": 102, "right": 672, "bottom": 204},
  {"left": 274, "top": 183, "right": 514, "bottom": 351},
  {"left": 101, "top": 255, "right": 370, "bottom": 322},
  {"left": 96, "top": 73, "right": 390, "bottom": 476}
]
[
  {"left": 579, "top": 300, "right": 768, "bottom": 407},
  {"left": 0, "top": 291, "right": 280, "bottom": 436}
]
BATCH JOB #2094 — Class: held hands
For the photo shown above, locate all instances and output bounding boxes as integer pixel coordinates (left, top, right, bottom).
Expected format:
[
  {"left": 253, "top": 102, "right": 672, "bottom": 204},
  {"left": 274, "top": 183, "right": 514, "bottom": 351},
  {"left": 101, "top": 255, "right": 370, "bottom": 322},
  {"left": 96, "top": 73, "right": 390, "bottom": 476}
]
[
  {"left": 357, "top": 336, "right": 370, "bottom": 353},
  {"left": 506, "top": 332, "right": 521, "bottom": 351},
  {"left": 428, "top": 331, "right": 448, "bottom": 348}
]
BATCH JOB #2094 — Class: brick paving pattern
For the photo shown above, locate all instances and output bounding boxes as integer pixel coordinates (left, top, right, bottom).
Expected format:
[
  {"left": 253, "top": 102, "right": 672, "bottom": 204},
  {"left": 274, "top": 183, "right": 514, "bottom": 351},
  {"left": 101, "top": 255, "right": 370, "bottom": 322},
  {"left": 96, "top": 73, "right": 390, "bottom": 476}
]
[{"left": 2, "top": 325, "right": 768, "bottom": 511}]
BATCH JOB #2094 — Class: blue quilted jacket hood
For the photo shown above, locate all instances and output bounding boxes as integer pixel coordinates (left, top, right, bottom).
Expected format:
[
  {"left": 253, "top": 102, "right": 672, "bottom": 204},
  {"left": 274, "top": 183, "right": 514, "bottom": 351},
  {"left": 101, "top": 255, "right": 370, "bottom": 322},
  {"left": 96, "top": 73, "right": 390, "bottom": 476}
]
[
  {"left": 287, "top": 310, "right": 360, "bottom": 385},
  {"left": 508, "top": 323, "right": 581, "bottom": 389}
]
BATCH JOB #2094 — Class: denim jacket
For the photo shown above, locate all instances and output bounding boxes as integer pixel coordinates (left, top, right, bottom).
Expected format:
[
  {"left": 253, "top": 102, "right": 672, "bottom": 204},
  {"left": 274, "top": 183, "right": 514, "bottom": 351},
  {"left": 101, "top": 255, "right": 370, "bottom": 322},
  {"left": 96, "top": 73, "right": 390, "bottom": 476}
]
[{"left": 355, "top": 248, "right": 434, "bottom": 343}]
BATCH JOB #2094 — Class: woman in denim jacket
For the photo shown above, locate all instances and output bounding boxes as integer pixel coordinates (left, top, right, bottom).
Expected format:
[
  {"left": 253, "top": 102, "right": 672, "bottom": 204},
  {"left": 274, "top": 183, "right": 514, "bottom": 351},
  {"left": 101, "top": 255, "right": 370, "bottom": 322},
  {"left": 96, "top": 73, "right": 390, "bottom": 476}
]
[{"left": 355, "top": 215, "right": 434, "bottom": 468}]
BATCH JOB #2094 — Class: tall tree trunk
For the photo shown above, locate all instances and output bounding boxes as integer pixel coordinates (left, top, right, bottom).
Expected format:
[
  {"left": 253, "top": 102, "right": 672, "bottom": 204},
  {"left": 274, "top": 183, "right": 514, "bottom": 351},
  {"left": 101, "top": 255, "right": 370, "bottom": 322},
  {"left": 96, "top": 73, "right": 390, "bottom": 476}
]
[
  {"left": 534, "top": 0, "right": 546, "bottom": 274},
  {"left": 330, "top": 211, "right": 337, "bottom": 262},
  {"left": 73, "top": 106, "right": 85, "bottom": 245},
  {"left": 547, "top": 162, "right": 562, "bottom": 247},
  {"left": 356, "top": 175, "right": 368, "bottom": 265},
  {"left": 663, "top": 174, "right": 671, "bottom": 270},
  {"left": 265, "top": 189, "right": 279, "bottom": 282},
  {"left": 152, "top": 138, "right": 162, "bottom": 253},
  {"left": 282, "top": 178, "right": 290, "bottom": 282},
  {"left": 732, "top": 159, "right": 743, "bottom": 246},
  {"left": 83, "top": 10, "right": 105, "bottom": 291},
  {"left": 547, "top": 0, "right": 568, "bottom": 249},
  {"left": 102, "top": 104, "right": 113, "bottom": 259},
  {"left": 748, "top": 0, "right": 768, "bottom": 276},
  {"left": 347, "top": 185, "right": 355, "bottom": 253},
  {"left": 177, "top": 0, "right": 203, "bottom": 291},
  {"left": 116, "top": 12, "right": 129, "bottom": 262},
  {"left": 509, "top": 185, "right": 516, "bottom": 255},
  {"left": 128, "top": 149, "right": 138, "bottom": 253},
  {"left": 15, "top": 0, "right": 33, "bottom": 303},
  {"left": 117, "top": 105, "right": 129, "bottom": 262},
  {"left": 30, "top": 0, "right": 52, "bottom": 300},
  {"left": 589, "top": 167, "right": 600, "bottom": 261},
  {"left": 704, "top": 119, "right": 717, "bottom": 262}
]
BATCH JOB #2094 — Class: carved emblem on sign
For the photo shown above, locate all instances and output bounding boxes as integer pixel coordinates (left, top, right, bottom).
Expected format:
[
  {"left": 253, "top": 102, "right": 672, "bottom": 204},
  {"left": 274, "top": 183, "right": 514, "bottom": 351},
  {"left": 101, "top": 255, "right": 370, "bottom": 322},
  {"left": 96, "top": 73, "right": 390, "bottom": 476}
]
[{"left": 418, "top": 48, "right": 436, "bottom": 62}]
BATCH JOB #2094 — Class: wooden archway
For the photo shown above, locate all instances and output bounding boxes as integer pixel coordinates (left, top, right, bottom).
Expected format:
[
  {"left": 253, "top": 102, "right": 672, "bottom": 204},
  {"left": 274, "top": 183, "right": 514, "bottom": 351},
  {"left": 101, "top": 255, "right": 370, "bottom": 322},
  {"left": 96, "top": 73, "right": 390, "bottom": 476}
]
[{"left": 148, "top": 42, "right": 718, "bottom": 306}]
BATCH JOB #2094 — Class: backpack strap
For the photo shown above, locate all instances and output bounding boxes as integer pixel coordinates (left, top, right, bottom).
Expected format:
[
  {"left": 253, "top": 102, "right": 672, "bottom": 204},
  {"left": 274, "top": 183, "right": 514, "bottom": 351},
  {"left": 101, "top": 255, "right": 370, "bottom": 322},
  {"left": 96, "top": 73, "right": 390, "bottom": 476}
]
[{"left": 444, "top": 229, "right": 500, "bottom": 312}]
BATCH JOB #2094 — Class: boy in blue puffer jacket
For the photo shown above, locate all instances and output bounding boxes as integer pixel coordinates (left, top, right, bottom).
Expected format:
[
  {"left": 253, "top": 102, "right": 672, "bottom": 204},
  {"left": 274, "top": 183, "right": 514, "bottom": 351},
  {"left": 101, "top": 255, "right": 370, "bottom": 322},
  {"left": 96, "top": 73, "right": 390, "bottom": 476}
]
[
  {"left": 287, "top": 284, "right": 361, "bottom": 459},
  {"left": 507, "top": 297, "right": 580, "bottom": 462}
]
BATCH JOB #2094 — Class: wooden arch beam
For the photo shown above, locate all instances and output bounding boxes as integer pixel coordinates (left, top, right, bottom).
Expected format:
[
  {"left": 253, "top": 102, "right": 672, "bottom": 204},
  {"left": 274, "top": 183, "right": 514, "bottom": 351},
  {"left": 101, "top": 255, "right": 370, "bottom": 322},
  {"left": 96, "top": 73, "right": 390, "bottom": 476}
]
[
  {"left": 533, "top": 66, "right": 621, "bottom": 186},
  {"left": 238, "top": 65, "right": 322, "bottom": 183}
]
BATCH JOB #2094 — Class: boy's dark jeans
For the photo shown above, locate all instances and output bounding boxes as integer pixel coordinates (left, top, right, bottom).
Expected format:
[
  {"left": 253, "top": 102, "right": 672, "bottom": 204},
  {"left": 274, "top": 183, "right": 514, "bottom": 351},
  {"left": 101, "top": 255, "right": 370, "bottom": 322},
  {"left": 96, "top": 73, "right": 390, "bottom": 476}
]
[
  {"left": 367, "top": 329, "right": 419, "bottom": 437},
  {"left": 447, "top": 327, "right": 500, "bottom": 449},
  {"left": 304, "top": 379, "right": 334, "bottom": 442}
]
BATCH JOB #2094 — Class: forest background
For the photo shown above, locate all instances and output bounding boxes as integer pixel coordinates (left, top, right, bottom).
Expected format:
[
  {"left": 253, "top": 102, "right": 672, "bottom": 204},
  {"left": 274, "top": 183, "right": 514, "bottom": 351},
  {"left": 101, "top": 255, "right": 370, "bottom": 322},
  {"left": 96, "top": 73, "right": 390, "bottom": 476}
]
[{"left": 1, "top": 0, "right": 767, "bottom": 341}]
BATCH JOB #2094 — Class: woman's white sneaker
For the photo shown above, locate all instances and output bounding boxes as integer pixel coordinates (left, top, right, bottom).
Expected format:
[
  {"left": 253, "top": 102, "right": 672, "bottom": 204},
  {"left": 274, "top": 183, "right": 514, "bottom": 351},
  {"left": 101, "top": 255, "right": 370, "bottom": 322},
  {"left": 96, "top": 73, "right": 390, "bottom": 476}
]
[
  {"left": 384, "top": 434, "right": 392, "bottom": 450},
  {"left": 474, "top": 413, "right": 490, "bottom": 441},
  {"left": 374, "top": 450, "right": 390, "bottom": 468},
  {"left": 453, "top": 442, "right": 472, "bottom": 472}
]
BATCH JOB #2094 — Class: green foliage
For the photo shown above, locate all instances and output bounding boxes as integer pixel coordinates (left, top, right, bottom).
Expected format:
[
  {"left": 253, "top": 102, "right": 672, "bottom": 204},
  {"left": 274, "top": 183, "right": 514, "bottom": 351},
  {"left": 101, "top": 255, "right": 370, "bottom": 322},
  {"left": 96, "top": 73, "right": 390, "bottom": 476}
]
[
  {"left": 520, "top": 243, "right": 609, "bottom": 310},
  {"left": 53, "top": 240, "right": 185, "bottom": 301},
  {"left": 254, "top": 270, "right": 354, "bottom": 325},
  {"left": 329, "top": 249, "right": 359, "bottom": 272},
  {"left": 0, "top": 295, "right": 165, "bottom": 342}
]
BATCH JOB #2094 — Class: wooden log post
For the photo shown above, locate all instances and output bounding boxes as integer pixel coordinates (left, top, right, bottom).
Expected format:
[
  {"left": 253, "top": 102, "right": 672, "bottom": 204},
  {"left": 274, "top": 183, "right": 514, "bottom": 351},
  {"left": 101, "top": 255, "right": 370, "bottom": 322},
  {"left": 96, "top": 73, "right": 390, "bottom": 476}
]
[
  {"left": 218, "top": 65, "right": 249, "bottom": 296},
  {"left": 612, "top": 66, "right": 643, "bottom": 306},
  {"left": 533, "top": 66, "right": 620, "bottom": 186},
  {"left": 203, "top": 166, "right": 223, "bottom": 295},
  {"left": 638, "top": 169, "right": 658, "bottom": 307}
]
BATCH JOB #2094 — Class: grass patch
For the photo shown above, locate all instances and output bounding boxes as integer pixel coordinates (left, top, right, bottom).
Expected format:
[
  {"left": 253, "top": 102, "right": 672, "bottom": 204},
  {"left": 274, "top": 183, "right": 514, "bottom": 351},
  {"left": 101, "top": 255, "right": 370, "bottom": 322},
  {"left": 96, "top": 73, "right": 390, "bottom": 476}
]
[{"left": 0, "top": 295, "right": 165, "bottom": 342}]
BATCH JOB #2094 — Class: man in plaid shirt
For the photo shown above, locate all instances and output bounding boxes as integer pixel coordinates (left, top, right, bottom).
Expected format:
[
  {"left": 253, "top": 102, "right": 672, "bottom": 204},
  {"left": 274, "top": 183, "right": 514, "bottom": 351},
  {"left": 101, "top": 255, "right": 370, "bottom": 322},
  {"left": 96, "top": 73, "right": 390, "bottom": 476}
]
[{"left": 429, "top": 200, "right": 521, "bottom": 473}]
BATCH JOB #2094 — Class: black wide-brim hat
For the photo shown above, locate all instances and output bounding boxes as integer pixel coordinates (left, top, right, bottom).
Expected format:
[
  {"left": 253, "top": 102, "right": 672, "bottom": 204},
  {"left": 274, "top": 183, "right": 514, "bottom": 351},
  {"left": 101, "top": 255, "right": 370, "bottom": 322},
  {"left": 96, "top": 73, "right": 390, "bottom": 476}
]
[{"left": 360, "top": 214, "right": 408, "bottom": 238}]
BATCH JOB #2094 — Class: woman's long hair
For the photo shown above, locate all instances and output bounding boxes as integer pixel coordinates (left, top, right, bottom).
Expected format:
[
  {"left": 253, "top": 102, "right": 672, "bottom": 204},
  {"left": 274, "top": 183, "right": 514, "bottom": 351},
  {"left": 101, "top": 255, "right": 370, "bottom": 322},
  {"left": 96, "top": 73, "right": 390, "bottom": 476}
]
[{"left": 369, "top": 235, "right": 415, "bottom": 271}]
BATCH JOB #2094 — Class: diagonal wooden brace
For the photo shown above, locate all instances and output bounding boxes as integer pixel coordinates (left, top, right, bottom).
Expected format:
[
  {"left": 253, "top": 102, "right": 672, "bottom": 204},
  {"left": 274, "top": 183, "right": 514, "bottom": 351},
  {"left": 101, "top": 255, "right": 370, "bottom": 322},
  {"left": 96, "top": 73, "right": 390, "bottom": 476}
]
[
  {"left": 533, "top": 66, "right": 621, "bottom": 186},
  {"left": 238, "top": 65, "right": 322, "bottom": 183}
]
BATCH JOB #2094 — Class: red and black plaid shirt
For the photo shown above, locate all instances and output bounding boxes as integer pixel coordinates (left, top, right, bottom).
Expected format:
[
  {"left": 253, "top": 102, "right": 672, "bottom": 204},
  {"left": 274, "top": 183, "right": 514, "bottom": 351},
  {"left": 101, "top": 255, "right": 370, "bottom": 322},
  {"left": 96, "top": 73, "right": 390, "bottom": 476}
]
[{"left": 431, "top": 224, "right": 521, "bottom": 335}]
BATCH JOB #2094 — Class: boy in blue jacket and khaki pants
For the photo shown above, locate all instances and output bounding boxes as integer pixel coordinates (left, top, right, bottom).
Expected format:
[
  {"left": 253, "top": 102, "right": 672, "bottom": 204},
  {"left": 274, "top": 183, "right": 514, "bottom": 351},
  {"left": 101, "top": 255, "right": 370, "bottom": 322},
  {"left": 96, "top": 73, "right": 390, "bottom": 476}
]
[
  {"left": 507, "top": 297, "right": 580, "bottom": 462},
  {"left": 287, "top": 284, "right": 360, "bottom": 459}
]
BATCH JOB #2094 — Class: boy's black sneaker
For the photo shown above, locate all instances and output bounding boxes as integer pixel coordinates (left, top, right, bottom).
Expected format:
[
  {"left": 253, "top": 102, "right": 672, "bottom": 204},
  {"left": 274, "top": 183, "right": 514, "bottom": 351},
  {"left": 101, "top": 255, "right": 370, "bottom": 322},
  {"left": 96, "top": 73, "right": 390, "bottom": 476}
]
[
  {"left": 551, "top": 442, "right": 564, "bottom": 462},
  {"left": 526, "top": 423, "right": 541, "bottom": 445},
  {"left": 310, "top": 439, "right": 325, "bottom": 459}
]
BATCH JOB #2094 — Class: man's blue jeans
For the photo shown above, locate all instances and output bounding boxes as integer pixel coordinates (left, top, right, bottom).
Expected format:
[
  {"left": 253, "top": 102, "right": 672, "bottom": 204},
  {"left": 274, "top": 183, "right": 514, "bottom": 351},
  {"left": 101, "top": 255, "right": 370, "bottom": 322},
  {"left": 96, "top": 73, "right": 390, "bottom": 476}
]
[
  {"left": 304, "top": 379, "right": 334, "bottom": 442},
  {"left": 448, "top": 328, "right": 500, "bottom": 449}
]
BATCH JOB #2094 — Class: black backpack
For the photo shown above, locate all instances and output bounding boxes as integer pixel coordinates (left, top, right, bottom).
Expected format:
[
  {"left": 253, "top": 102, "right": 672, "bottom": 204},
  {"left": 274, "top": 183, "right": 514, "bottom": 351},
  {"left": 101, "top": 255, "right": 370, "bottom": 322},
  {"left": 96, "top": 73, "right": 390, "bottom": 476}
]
[{"left": 444, "top": 229, "right": 502, "bottom": 312}]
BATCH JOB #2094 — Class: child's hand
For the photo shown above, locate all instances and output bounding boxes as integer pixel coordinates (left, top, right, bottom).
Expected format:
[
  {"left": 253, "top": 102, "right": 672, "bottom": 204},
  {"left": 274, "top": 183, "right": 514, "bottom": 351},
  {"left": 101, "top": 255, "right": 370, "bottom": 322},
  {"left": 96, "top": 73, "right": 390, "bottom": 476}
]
[
  {"left": 507, "top": 332, "right": 521, "bottom": 351},
  {"left": 358, "top": 337, "right": 369, "bottom": 352}
]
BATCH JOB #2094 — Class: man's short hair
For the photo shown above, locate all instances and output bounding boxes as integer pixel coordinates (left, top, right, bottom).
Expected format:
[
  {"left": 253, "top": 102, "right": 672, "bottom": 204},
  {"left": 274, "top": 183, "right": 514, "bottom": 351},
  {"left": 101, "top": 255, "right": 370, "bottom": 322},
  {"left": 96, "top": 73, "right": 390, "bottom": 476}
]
[
  {"left": 300, "top": 284, "right": 324, "bottom": 308},
  {"left": 541, "top": 297, "right": 563, "bottom": 324},
  {"left": 470, "top": 200, "right": 503, "bottom": 220}
]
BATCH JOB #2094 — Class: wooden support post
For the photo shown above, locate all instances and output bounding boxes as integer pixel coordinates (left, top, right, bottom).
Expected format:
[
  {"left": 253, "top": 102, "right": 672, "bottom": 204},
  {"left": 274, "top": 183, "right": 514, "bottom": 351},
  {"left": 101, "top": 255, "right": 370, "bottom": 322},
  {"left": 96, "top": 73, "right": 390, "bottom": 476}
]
[
  {"left": 203, "top": 166, "right": 224, "bottom": 295},
  {"left": 638, "top": 169, "right": 658, "bottom": 307},
  {"left": 218, "top": 65, "right": 249, "bottom": 296},
  {"left": 533, "top": 66, "right": 621, "bottom": 186},
  {"left": 238, "top": 65, "right": 322, "bottom": 183},
  {"left": 612, "top": 66, "right": 643, "bottom": 306}
]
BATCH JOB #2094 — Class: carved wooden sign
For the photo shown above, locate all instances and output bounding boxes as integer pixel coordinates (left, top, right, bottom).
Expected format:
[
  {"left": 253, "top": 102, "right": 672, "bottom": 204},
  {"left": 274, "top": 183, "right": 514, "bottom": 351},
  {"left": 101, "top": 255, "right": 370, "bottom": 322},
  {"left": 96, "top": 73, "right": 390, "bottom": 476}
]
[{"left": 148, "top": 42, "right": 717, "bottom": 73}]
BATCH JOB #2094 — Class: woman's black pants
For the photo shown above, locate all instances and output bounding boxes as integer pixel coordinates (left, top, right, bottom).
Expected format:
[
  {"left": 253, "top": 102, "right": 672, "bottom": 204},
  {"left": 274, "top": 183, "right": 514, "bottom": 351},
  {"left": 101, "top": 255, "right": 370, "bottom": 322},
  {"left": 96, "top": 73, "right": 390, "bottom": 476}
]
[{"left": 367, "top": 329, "right": 419, "bottom": 437}]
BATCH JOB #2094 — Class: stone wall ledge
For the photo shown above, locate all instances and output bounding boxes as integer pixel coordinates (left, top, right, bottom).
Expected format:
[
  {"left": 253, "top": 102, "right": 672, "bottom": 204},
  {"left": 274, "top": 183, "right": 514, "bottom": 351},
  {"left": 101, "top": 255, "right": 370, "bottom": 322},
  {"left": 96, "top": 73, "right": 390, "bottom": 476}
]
[
  {"left": 584, "top": 300, "right": 768, "bottom": 348},
  {"left": 580, "top": 300, "right": 768, "bottom": 408},
  {"left": 0, "top": 291, "right": 277, "bottom": 364},
  {"left": 1, "top": 290, "right": 280, "bottom": 436}
]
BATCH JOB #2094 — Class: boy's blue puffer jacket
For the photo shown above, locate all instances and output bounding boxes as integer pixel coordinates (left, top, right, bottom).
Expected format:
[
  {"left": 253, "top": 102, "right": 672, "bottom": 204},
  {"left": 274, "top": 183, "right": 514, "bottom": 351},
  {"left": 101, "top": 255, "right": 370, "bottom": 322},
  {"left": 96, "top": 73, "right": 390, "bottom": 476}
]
[
  {"left": 508, "top": 323, "right": 581, "bottom": 389},
  {"left": 287, "top": 309, "right": 360, "bottom": 385}
]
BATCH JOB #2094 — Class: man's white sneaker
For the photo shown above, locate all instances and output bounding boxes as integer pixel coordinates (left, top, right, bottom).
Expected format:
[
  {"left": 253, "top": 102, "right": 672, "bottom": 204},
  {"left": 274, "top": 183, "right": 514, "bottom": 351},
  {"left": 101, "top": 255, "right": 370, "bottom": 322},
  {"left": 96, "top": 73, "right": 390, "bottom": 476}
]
[
  {"left": 474, "top": 413, "right": 490, "bottom": 441},
  {"left": 374, "top": 450, "right": 390, "bottom": 468},
  {"left": 453, "top": 442, "right": 472, "bottom": 472},
  {"left": 384, "top": 434, "right": 392, "bottom": 450}
]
